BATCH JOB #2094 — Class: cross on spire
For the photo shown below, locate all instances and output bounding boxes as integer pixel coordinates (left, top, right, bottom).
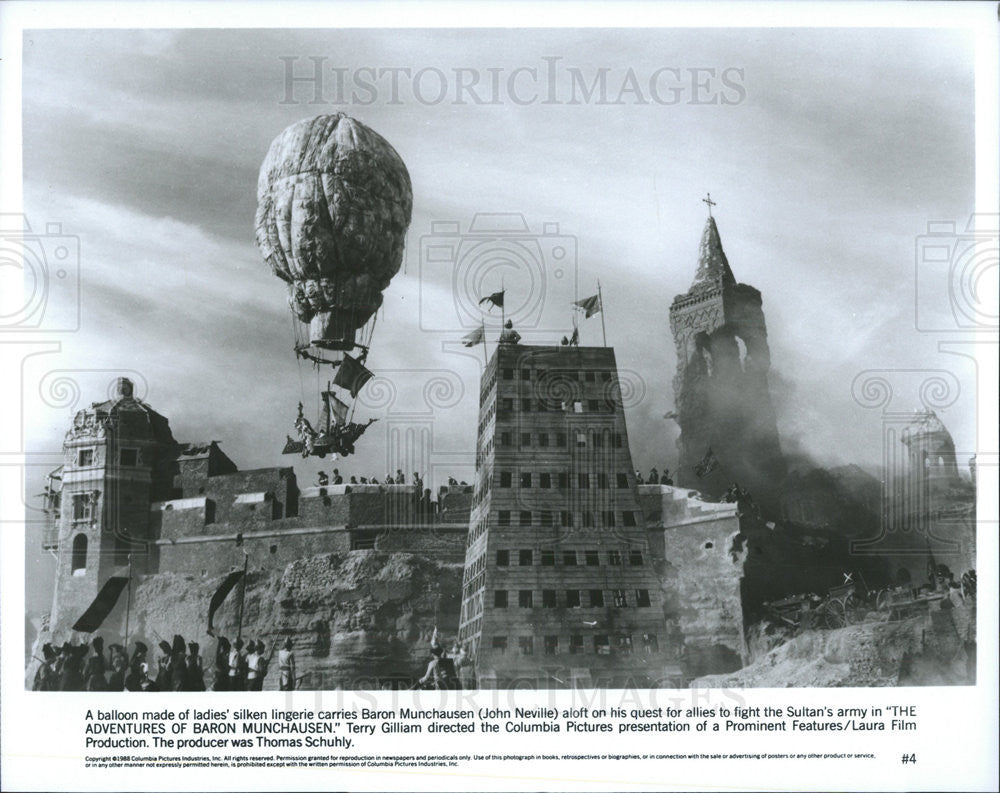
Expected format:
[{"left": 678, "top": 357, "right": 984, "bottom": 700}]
[{"left": 702, "top": 192, "right": 716, "bottom": 217}]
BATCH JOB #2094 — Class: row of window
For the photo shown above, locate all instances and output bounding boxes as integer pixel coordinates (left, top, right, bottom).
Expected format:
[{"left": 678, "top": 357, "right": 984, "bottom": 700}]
[
  {"left": 493, "top": 588, "right": 652, "bottom": 609},
  {"left": 495, "top": 510, "right": 639, "bottom": 528},
  {"left": 498, "top": 471, "right": 631, "bottom": 489},
  {"left": 501, "top": 368, "right": 614, "bottom": 384},
  {"left": 75, "top": 448, "right": 139, "bottom": 468},
  {"left": 496, "top": 431, "right": 625, "bottom": 451},
  {"left": 497, "top": 548, "right": 643, "bottom": 566},
  {"left": 495, "top": 397, "right": 618, "bottom": 415},
  {"left": 491, "top": 632, "right": 659, "bottom": 656}
]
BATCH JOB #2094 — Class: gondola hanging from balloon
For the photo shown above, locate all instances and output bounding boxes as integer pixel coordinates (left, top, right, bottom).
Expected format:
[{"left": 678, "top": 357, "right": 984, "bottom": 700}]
[{"left": 254, "top": 114, "right": 413, "bottom": 458}]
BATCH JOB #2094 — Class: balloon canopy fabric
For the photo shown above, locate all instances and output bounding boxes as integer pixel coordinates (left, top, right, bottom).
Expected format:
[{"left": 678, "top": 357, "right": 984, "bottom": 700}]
[{"left": 255, "top": 114, "right": 413, "bottom": 350}]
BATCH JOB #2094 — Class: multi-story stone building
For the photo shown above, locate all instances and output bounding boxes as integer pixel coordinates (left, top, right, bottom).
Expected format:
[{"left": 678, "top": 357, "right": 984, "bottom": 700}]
[{"left": 458, "top": 343, "right": 688, "bottom": 687}]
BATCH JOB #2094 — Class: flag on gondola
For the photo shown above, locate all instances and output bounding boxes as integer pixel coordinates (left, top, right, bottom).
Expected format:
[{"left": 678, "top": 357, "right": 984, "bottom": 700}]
[
  {"left": 207, "top": 569, "right": 245, "bottom": 636},
  {"left": 72, "top": 576, "right": 129, "bottom": 633},
  {"left": 333, "top": 353, "right": 375, "bottom": 398},
  {"left": 479, "top": 290, "right": 504, "bottom": 310},
  {"left": 573, "top": 293, "right": 602, "bottom": 318},
  {"left": 322, "top": 390, "right": 349, "bottom": 426},
  {"left": 694, "top": 447, "right": 720, "bottom": 478},
  {"left": 462, "top": 325, "right": 485, "bottom": 347}
]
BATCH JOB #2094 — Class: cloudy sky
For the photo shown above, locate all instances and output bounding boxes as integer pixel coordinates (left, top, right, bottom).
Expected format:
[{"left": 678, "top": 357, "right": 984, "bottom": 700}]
[{"left": 18, "top": 26, "right": 981, "bottom": 609}]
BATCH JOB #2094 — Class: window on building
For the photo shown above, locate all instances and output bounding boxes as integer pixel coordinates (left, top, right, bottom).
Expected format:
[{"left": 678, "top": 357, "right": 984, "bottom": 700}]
[
  {"left": 519, "top": 590, "right": 533, "bottom": 608},
  {"left": 616, "top": 473, "right": 629, "bottom": 488},
  {"left": 556, "top": 433, "right": 567, "bottom": 447},
  {"left": 71, "top": 533, "right": 87, "bottom": 575},
  {"left": 557, "top": 472, "right": 569, "bottom": 489},
  {"left": 496, "top": 549, "right": 510, "bottom": 566},
  {"left": 613, "top": 433, "right": 623, "bottom": 448},
  {"left": 519, "top": 636, "right": 533, "bottom": 656},
  {"left": 613, "top": 589, "right": 627, "bottom": 607},
  {"left": 565, "top": 589, "right": 581, "bottom": 608},
  {"left": 492, "top": 636, "right": 508, "bottom": 653},
  {"left": 501, "top": 397, "right": 514, "bottom": 412},
  {"left": 544, "top": 635, "right": 559, "bottom": 655},
  {"left": 585, "top": 371, "right": 596, "bottom": 383},
  {"left": 119, "top": 448, "right": 138, "bottom": 467},
  {"left": 608, "top": 550, "right": 622, "bottom": 565},
  {"left": 563, "top": 551, "right": 577, "bottom": 566},
  {"left": 498, "top": 511, "right": 511, "bottom": 527},
  {"left": 597, "top": 473, "right": 608, "bottom": 489},
  {"left": 560, "top": 511, "right": 573, "bottom": 527},
  {"left": 622, "top": 511, "right": 637, "bottom": 527},
  {"left": 521, "top": 433, "right": 532, "bottom": 448},
  {"left": 539, "top": 473, "right": 551, "bottom": 488},
  {"left": 589, "top": 589, "right": 604, "bottom": 607},
  {"left": 573, "top": 401, "right": 583, "bottom": 413},
  {"left": 569, "top": 635, "right": 584, "bottom": 654},
  {"left": 519, "top": 511, "right": 532, "bottom": 527},
  {"left": 615, "top": 634, "right": 634, "bottom": 655},
  {"left": 588, "top": 399, "right": 599, "bottom": 412},
  {"left": 594, "top": 635, "right": 611, "bottom": 655},
  {"left": 585, "top": 550, "right": 600, "bottom": 566},
  {"left": 500, "top": 471, "right": 512, "bottom": 488},
  {"left": 578, "top": 473, "right": 589, "bottom": 489},
  {"left": 269, "top": 544, "right": 278, "bottom": 555},
  {"left": 540, "top": 549, "right": 555, "bottom": 566},
  {"left": 642, "top": 633, "right": 659, "bottom": 653},
  {"left": 519, "top": 549, "right": 533, "bottom": 566},
  {"left": 538, "top": 433, "right": 549, "bottom": 447},
  {"left": 629, "top": 550, "right": 644, "bottom": 566},
  {"left": 72, "top": 493, "right": 93, "bottom": 521},
  {"left": 520, "top": 472, "right": 532, "bottom": 488},
  {"left": 542, "top": 590, "right": 556, "bottom": 607},
  {"left": 522, "top": 398, "right": 531, "bottom": 412},
  {"left": 502, "top": 368, "right": 513, "bottom": 380},
  {"left": 521, "top": 368, "right": 531, "bottom": 381},
  {"left": 77, "top": 448, "right": 94, "bottom": 467},
  {"left": 494, "top": 590, "right": 508, "bottom": 608},
  {"left": 501, "top": 432, "right": 512, "bottom": 447},
  {"left": 592, "top": 432, "right": 604, "bottom": 448},
  {"left": 576, "top": 432, "right": 587, "bottom": 447},
  {"left": 636, "top": 589, "right": 651, "bottom": 607}
]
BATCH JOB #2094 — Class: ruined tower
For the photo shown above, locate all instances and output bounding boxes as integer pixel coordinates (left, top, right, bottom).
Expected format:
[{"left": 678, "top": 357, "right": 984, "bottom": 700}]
[
  {"left": 459, "top": 342, "right": 679, "bottom": 688},
  {"left": 44, "top": 378, "right": 176, "bottom": 637},
  {"left": 668, "top": 214, "right": 785, "bottom": 501}
]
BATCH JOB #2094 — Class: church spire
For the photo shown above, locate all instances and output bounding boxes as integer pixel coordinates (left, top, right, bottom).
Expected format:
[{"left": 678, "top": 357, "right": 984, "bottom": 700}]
[{"left": 691, "top": 213, "right": 736, "bottom": 291}]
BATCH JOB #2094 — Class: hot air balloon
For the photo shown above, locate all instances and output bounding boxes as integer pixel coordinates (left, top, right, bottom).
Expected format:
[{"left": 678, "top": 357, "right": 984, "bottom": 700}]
[{"left": 255, "top": 114, "right": 412, "bottom": 457}]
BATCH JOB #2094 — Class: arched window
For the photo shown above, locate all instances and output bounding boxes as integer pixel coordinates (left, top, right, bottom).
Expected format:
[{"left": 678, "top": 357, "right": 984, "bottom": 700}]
[{"left": 71, "top": 534, "right": 87, "bottom": 575}]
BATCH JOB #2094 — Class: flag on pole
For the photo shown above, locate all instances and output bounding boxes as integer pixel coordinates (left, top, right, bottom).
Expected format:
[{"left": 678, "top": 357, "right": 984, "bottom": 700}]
[
  {"left": 573, "top": 293, "right": 602, "bottom": 318},
  {"left": 72, "top": 576, "right": 129, "bottom": 633},
  {"left": 694, "top": 447, "right": 720, "bottom": 478},
  {"left": 479, "top": 290, "right": 504, "bottom": 310},
  {"left": 207, "top": 569, "right": 245, "bottom": 636},
  {"left": 462, "top": 326, "right": 485, "bottom": 347},
  {"left": 569, "top": 326, "right": 579, "bottom": 346},
  {"left": 333, "top": 353, "right": 375, "bottom": 398}
]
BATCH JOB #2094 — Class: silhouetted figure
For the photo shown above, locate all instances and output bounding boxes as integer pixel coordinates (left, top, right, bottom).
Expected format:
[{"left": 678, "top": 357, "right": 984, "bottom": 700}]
[
  {"left": 185, "top": 641, "right": 205, "bottom": 691},
  {"left": 278, "top": 638, "right": 296, "bottom": 691},
  {"left": 84, "top": 636, "right": 107, "bottom": 691},
  {"left": 212, "top": 637, "right": 230, "bottom": 691}
]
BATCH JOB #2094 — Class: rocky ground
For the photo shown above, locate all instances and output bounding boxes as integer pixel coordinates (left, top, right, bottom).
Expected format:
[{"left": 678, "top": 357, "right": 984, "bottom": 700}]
[{"left": 693, "top": 603, "right": 976, "bottom": 688}]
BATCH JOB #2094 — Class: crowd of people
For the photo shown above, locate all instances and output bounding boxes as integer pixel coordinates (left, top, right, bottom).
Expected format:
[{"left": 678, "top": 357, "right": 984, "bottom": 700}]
[
  {"left": 316, "top": 468, "right": 424, "bottom": 489},
  {"left": 32, "top": 634, "right": 298, "bottom": 692}
]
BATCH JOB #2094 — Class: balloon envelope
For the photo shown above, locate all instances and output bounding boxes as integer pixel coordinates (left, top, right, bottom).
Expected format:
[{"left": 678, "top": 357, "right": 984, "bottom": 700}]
[{"left": 255, "top": 114, "right": 412, "bottom": 350}]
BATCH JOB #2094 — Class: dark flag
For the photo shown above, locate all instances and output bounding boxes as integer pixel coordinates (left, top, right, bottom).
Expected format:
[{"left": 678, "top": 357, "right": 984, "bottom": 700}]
[
  {"left": 694, "top": 447, "right": 720, "bottom": 478},
  {"left": 462, "top": 326, "right": 485, "bottom": 347},
  {"left": 207, "top": 569, "right": 245, "bottom": 636},
  {"left": 72, "top": 576, "right": 129, "bottom": 633},
  {"left": 573, "top": 293, "right": 602, "bottom": 318},
  {"left": 479, "top": 290, "right": 504, "bottom": 310},
  {"left": 333, "top": 353, "right": 375, "bottom": 398},
  {"left": 321, "top": 390, "right": 349, "bottom": 427},
  {"left": 569, "top": 326, "right": 579, "bottom": 346}
]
